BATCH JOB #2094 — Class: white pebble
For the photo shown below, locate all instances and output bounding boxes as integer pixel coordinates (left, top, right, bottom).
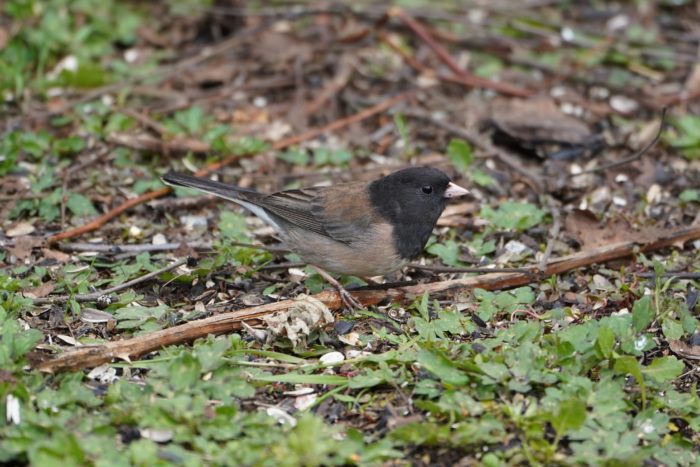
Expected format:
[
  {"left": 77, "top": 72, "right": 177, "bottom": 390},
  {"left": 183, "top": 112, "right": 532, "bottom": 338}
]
[
  {"left": 612, "top": 196, "right": 627, "bottom": 207},
  {"left": 610, "top": 95, "right": 639, "bottom": 114},
  {"left": 646, "top": 184, "right": 662, "bottom": 204},
  {"left": 266, "top": 407, "right": 296, "bottom": 427},
  {"left": 152, "top": 233, "right": 167, "bottom": 245},
  {"left": 124, "top": 49, "right": 140, "bottom": 63},
  {"left": 561, "top": 27, "right": 575, "bottom": 42},
  {"left": 128, "top": 225, "right": 143, "bottom": 238},
  {"left": 319, "top": 351, "right": 345, "bottom": 365}
]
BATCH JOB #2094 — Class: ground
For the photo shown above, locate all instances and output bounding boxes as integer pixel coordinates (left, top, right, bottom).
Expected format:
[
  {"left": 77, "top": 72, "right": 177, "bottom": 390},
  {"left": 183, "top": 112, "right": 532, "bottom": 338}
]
[{"left": 1, "top": 1, "right": 700, "bottom": 465}]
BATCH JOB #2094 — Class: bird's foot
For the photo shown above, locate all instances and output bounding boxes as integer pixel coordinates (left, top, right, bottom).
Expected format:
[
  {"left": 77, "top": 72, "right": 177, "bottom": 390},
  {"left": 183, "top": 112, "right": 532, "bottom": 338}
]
[
  {"left": 338, "top": 286, "right": 363, "bottom": 312},
  {"left": 311, "top": 265, "right": 364, "bottom": 314}
]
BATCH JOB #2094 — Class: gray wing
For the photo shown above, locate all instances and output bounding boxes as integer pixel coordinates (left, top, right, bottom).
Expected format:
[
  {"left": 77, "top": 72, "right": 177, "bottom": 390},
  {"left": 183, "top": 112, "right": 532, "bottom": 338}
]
[
  {"left": 256, "top": 188, "right": 332, "bottom": 239},
  {"left": 256, "top": 183, "right": 373, "bottom": 245}
]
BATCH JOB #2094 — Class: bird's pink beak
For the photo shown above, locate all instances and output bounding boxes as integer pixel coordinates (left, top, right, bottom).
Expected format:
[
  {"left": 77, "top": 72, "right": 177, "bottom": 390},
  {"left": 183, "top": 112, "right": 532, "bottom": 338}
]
[{"left": 444, "top": 182, "right": 470, "bottom": 198}]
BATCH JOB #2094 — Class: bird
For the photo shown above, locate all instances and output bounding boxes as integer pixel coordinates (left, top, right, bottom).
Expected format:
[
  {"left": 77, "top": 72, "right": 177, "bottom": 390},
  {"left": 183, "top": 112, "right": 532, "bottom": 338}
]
[{"left": 162, "top": 166, "right": 470, "bottom": 309}]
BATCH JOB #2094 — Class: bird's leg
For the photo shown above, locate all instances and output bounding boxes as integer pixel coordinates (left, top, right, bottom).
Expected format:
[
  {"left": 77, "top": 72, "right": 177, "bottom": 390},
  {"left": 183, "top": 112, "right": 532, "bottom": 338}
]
[{"left": 310, "top": 265, "right": 363, "bottom": 312}]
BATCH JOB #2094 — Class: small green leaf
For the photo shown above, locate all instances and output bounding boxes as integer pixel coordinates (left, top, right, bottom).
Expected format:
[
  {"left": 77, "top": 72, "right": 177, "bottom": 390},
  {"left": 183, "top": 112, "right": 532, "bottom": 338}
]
[
  {"left": 53, "top": 136, "right": 86, "bottom": 155},
  {"left": 218, "top": 211, "right": 249, "bottom": 241},
  {"left": 679, "top": 189, "right": 699, "bottom": 203},
  {"left": 471, "top": 168, "right": 495, "bottom": 187},
  {"left": 417, "top": 348, "right": 468, "bottom": 386},
  {"left": 57, "top": 62, "right": 108, "bottom": 88},
  {"left": 329, "top": 149, "right": 352, "bottom": 166},
  {"left": 279, "top": 148, "right": 310, "bottom": 166},
  {"left": 614, "top": 356, "right": 646, "bottom": 406},
  {"left": 632, "top": 296, "right": 654, "bottom": 333},
  {"left": 661, "top": 318, "right": 684, "bottom": 340},
  {"left": 643, "top": 356, "right": 684, "bottom": 383},
  {"left": 173, "top": 106, "right": 207, "bottom": 135},
  {"left": 551, "top": 398, "right": 587, "bottom": 437},
  {"left": 447, "top": 138, "right": 473, "bottom": 172},
  {"left": 394, "top": 112, "right": 410, "bottom": 150},
  {"left": 595, "top": 326, "right": 615, "bottom": 359},
  {"left": 427, "top": 240, "right": 461, "bottom": 266},
  {"left": 480, "top": 201, "right": 546, "bottom": 231},
  {"left": 66, "top": 193, "right": 97, "bottom": 217},
  {"left": 253, "top": 373, "right": 348, "bottom": 385}
]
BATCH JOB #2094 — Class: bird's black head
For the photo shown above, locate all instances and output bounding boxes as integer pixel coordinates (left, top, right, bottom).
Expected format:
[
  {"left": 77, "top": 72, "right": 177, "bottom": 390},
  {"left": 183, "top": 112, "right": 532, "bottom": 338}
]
[{"left": 368, "top": 167, "right": 468, "bottom": 260}]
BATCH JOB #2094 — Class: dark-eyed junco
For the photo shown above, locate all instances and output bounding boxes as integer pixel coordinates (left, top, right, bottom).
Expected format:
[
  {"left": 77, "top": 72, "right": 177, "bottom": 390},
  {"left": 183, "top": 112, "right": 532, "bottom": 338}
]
[{"left": 162, "top": 167, "right": 469, "bottom": 308}]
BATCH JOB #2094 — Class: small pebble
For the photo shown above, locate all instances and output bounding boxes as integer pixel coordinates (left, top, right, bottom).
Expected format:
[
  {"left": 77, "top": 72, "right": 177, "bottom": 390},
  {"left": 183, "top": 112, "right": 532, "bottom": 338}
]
[
  {"left": 152, "top": 233, "right": 167, "bottom": 245},
  {"left": 140, "top": 428, "right": 174, "bottom": 444},
  {"left": 338, "top": 332, "right": 360, "bottom": 346},
  {"left": 334, "top": 321, "right": 354, "bottom": 335},
  {"left": 6, "top": 222, "right": 35, "bottom": 237},
  {"left": 646, "top": 184, "right": 662, "bottom": 204},
  {"left": 612, "top": 196, "right": 627, "bottom": 207},
  {"left": 128, "top": 225, "right": 142, "bottom": 238},
  {"left": 319, "top": 351, "right": 345, "bottom": 365},
  {"left": 266, "top": 407, "right": 296, "bottom": 427},
  {"left": 610, "top": 95, "right": 639, "bottom": 114},
  {"left": 180, "top": 215, "right": 207, "bottom": 230}
]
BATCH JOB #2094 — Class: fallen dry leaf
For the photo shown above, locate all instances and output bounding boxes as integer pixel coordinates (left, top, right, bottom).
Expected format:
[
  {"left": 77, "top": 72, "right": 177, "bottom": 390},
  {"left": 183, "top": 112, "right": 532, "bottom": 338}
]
[
  {"left": 6, "top": 222, "right": 36, "bottom": 237},
  {"left": 669, "top": 339, "right": 700, "bottom": 361},
  {"left": 41, "top": 248, "right": 71, "bottom": 263},
  {"left": 56, "top": 334, "right": 81, "bottom": 346},
  {"left": 8, "top": 236, "right": 42, "bottom": 261},
  {"left": 24, "top": 282, "right": 55, "bottom": 299},
  {"left": 255, "top": 31, "right": 312, "bottom": 69},
  {"left": 488, "top": 98, "right": 593, "bottom": 146},
  {"left": 683, "top": 62, "right": 700, "bottom": 97},
  {"left": 262, "top": 294, "right": 334, "bottom": 346},
  {"left": 564, "top": 209, "right": 669, "bottom": 250}
]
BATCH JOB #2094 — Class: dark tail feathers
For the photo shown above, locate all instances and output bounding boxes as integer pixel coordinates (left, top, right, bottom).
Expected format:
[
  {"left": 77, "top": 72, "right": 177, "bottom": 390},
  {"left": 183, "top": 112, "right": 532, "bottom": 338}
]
[{"left": 161, "top": 172, "right": 256, "bottom": 202}]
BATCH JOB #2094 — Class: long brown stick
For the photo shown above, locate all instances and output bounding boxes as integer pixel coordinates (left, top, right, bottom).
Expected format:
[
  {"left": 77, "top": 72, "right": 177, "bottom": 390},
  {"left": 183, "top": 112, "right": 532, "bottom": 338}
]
[
  {"left": 401, "top": 225, "right": 700, "bottom": 296},
  {"left": 35, "top": 224, "right": 700, "bottom": 373},
  {"left": 270, "top": 91, "right": 412, "bottom": 150},
  {"left": 390, "top": 7, "right": 532, "bottom": 98},
  {"left": 47, "top": 93, "right": 411, "bottom": 244},
  {"left": 35, "top": 289, "right": 393, "bottom": 373}
]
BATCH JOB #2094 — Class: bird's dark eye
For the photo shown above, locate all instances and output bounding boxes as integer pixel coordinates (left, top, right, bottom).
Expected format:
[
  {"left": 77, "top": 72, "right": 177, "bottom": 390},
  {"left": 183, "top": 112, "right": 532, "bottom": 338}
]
[{"left": 421, "top": 185, "right": 433, "bottom": 194}]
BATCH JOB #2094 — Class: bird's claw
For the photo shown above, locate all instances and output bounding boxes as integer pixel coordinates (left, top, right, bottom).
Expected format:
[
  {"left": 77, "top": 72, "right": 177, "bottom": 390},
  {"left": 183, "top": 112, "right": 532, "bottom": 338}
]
[{"left": 339, "top": 288, "right": 363, "bottom": 313}]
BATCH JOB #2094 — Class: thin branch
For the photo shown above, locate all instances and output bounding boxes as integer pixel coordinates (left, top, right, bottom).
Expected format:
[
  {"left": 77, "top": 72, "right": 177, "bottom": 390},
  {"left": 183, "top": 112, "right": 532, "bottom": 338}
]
[
  {"left": 57, "top": 241, "right": 288, "bottom": 254},
  {"left": 402, "top": 225, "right": 700, "bottom": 296},
  {"left": 47, "top": 187, "right": 173, "bottom": 243},
  {"left": 389, "top": 7, "right": 532, "bottom": 98},
  {"left": 107, "top": 132, "right": 210, "bottom": 154},
  {"left": 571, "top": 109, "right": 666, "bottom": 177},
  {"left": 409, "top": 264, "right": 531, "bottom": 274},
  {"left": 117, "top": 107, "right": 170, "bottom": 135},
  {"left": 635, "top": 272, "right": 700, "bottom": 280},
  {"left": 31, "top": 258, "right": 189, "bottom": 305},
  {"left": 270, "top": 90, "right": 413, "bottom": 150}
]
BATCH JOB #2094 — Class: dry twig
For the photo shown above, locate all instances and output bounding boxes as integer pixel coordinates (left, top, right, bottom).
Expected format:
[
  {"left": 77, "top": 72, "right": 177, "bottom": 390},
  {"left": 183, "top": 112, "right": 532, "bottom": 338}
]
[
  {"left": 31, "top": 258, "right": 189, "bottom": 305},
  {"left": 389, "top": 7, "right": 532, "bottom": 98},
  {"left": 571, "top": 108, "right": 666, "bottom": 176}
]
